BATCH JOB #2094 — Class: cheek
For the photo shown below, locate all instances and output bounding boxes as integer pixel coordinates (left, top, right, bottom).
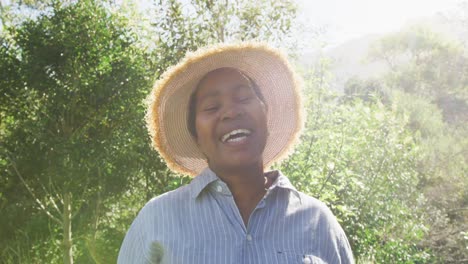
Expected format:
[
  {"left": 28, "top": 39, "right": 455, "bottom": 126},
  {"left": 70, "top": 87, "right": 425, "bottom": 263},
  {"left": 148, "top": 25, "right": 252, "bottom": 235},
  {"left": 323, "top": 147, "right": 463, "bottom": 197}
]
[{"left": 194, "top": 115, "right": 214, "bottom": 144}]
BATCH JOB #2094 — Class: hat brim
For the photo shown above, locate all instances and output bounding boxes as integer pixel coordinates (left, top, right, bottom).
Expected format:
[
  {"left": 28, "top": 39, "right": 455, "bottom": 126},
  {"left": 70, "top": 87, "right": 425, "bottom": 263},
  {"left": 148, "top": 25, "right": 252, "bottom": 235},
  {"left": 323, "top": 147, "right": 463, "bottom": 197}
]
[{"left": 146, "top": 42, "right": 304, "bottom": 176}]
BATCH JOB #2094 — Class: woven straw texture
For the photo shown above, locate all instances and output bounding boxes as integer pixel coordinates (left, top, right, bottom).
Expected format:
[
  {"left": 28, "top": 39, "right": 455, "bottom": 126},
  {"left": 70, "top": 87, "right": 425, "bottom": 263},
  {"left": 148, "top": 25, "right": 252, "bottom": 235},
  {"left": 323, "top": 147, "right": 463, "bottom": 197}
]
[{"left": 146, "top": 42, "right": 304, "bottom": 176}]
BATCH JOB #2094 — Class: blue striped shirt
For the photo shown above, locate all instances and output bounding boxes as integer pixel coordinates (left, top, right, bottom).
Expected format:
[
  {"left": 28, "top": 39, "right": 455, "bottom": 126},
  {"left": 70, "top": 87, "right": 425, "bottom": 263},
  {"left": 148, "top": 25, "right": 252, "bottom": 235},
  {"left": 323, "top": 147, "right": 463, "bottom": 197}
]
[{"left": 118, "top": 168, "right": 354, "bottom": 264}]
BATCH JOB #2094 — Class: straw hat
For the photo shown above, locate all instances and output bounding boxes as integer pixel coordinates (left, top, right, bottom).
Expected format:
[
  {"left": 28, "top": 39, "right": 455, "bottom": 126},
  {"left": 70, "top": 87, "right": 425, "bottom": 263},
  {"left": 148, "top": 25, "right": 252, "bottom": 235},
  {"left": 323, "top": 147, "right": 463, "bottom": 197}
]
[{"left": 146, "top": 42, "right": 304, "bottom": 176}]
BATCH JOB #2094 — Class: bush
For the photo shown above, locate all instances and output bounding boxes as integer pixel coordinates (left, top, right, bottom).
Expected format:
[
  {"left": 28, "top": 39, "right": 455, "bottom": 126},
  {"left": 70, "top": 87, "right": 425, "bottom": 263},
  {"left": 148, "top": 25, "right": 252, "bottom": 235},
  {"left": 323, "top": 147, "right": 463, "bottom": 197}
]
[{"left": 276, "top": 71, "right": 434, "bottom": 262}]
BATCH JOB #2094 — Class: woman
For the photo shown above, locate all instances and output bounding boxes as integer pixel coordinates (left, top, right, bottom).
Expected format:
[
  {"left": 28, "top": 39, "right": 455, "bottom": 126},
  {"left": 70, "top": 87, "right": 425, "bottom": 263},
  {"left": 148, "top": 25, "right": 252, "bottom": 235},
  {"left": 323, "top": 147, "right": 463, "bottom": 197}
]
[{"left": 118, "top": 43, "right": 354, "bottom": 264}]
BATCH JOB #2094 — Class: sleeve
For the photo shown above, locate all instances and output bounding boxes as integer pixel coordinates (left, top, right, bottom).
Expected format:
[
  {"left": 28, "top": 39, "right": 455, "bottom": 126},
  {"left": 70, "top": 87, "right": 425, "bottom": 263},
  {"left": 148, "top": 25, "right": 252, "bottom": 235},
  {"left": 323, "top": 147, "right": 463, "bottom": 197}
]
[
  {"left": 316, "top": 203, "right": 355, "bottom": 264},
  {"left": 327, "top": 208, "right": 354, "bottom": 264},
  {"left": 117, "top": 207, "right": 150, "bottom": 264},
  {"left": 336, "top": 224, "right": 355, "bottom": 264}
]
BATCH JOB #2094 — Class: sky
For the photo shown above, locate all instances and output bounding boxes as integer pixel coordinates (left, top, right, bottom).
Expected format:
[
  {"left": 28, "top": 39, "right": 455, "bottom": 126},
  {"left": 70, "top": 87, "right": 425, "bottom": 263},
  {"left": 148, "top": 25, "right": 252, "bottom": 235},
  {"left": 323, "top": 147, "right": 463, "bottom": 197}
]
[
  {"left": 296, "top": 0, "right": 463, "bottom": 46},
  {"left": 1, "top": 0, "right": 463, "bottom": 47}
]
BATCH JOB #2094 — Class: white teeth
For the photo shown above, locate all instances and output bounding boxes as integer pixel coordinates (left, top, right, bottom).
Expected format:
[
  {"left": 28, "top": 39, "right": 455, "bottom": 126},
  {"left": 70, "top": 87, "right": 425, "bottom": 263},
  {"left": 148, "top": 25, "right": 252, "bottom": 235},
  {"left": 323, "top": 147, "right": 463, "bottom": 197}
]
[
  {"left": 227, "top": 136, "right": 247, "bottom": 143},
  {"left": 221, "top": 129, "right": 251, "bottom": 143}
]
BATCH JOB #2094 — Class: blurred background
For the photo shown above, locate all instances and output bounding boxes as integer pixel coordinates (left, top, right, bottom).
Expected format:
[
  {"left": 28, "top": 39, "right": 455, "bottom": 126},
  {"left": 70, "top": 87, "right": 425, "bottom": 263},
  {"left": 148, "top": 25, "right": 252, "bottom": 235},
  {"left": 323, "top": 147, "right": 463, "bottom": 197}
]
[{"left": 0, "top": 0, "right": 466, "bottom": 263}]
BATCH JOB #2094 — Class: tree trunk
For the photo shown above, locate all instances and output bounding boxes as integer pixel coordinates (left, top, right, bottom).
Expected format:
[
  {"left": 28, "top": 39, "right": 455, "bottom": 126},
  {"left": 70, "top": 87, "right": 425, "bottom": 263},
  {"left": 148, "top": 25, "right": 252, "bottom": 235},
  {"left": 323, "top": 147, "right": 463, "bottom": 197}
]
[
  {"left": 93, "top": 168, "right": 102, "bottom": 239},
  {"left": 62, "top": 192, "right": 73, "bottom": 264}
]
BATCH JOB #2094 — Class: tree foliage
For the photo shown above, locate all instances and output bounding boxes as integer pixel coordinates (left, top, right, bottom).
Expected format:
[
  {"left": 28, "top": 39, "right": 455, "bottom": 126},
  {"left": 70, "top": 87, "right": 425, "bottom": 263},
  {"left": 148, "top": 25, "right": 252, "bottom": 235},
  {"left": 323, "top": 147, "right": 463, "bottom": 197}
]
[
  {"left": 276, "top": 62, "right": 433, "bottom": 263},
  {"left": 346, "top": 25, "right": 468, "bottom": 262},
  {"left": 0, "top": 1, "right": 160, "bottom": 262},
  {"left": 151, "top": 0, "right": 298, "bottom": 75},
  {"left": 0, "top": 0, "right": 299, "bottom": 262},
  {"left": 1, "top": 0, "right": 466, "bottom": 263}
]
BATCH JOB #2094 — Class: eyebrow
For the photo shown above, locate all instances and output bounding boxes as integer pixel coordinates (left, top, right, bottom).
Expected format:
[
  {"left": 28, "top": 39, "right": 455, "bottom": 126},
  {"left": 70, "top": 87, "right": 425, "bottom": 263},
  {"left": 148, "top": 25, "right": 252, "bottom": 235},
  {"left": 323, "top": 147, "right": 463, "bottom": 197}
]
[
  {"left": 197, "top": 90, "right": 219, "bottom": 102},
  {"left": 197, "top": 84, "right": 250, "bottom": 102}
]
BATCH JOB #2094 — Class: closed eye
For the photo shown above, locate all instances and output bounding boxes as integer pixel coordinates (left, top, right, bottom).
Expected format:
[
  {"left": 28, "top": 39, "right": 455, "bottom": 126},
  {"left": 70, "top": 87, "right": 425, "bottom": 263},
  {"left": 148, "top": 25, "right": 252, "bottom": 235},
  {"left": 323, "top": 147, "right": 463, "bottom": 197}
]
[
  {"left": 239, "top": 97, "right": 251, "bottom": 103},
  {"left": 203, "top": 106, "right": 219, "bottom": 112}
]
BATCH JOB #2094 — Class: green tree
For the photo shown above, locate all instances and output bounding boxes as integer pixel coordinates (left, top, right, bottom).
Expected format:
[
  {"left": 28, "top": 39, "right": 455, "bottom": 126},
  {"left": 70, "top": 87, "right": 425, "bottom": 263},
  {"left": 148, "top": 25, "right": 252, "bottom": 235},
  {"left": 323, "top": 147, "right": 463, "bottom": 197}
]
[
  {"left": 276, "top": 61, "right": 433, "bottom": 263},
  {"left": 343, "top": 77, "right": 391, "bottom": 104},
  {"left": 368, "top": 26, "right": 468, "bottom": 116},
  {"left": 0, "top": 0, "right": 300, "bottom": 262},
  {"left": 151, "top": 0, "right": 298, "bottom": 76},
  {"left": 356, "top": 25, "right": 468, "bottom": 262},
  {"left": 0, "top": 1, "right": 158, "bottom": 262}
]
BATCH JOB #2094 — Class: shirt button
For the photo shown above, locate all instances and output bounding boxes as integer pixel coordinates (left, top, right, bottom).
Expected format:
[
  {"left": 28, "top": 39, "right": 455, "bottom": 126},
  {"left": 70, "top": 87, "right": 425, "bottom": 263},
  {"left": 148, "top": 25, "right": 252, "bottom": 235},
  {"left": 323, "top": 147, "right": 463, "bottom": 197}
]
[
  {"left": 216, "top": 185, "right": 223, "bottom": 192},
  {"left": 302, "top": 256, "right": 312, "bottom": 264},
  {"left": 246, "top": 234, "right": 252, "bottom": 241}
]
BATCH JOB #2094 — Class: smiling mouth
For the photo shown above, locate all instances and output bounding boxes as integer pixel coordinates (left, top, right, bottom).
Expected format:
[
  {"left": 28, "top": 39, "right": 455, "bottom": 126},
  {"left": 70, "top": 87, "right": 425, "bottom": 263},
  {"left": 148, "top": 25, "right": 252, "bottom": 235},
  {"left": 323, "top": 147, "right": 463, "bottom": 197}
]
[{"left": 221, "top": 129, "right": 252, "bottom": 143}]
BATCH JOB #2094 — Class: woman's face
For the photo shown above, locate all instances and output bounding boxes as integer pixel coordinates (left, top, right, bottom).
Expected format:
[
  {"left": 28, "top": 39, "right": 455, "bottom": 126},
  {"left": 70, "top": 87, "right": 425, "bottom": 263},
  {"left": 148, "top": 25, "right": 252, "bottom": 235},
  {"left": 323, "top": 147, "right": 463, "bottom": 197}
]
[{"left": 194, "top": 68, "right": 268, "bottom": 172}]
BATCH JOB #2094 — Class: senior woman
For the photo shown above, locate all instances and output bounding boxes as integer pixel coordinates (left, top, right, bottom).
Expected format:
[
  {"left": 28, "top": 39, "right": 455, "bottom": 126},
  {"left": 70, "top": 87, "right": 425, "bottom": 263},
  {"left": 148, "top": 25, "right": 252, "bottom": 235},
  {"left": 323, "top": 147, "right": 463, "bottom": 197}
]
[{"left": 118, "top": 43, "right": 354, "bottom": 264}]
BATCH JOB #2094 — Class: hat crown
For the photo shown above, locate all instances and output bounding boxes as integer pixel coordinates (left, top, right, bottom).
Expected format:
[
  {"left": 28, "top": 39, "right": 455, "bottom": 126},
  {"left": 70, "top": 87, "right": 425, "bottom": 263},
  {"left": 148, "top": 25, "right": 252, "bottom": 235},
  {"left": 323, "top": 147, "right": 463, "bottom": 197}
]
[{"left": 146, "top": 42, "right": 304, "bottom": 176}]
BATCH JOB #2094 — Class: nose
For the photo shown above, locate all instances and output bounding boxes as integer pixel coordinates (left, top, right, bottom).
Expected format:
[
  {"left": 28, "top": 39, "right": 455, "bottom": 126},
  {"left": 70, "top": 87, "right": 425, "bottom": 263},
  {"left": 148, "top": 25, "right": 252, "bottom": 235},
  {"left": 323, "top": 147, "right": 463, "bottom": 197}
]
[{"left": 221, "top": 102, "right": 244, "bottom": 121}]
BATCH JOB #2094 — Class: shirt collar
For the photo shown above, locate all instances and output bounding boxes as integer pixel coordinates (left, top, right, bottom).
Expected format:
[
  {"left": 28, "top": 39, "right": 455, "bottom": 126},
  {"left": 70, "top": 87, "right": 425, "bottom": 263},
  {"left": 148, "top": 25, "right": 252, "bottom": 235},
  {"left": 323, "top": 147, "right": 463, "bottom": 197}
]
[
  {"left": 190, "top": 167, "right": 220, "bottom": 199},
  {"left": 266, "top": 170, "right": 302, "bottom": 203},
  {"left": 190, "top": 167, "right": 302, "bottom": 203}
]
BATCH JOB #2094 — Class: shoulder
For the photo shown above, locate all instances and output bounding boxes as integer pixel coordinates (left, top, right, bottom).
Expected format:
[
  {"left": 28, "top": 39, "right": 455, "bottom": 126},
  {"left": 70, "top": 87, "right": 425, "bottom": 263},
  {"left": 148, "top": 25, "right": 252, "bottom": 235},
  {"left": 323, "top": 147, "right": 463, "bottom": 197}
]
[
  {"left": 273, "top": 170, "right": 338, "bottom": 225},
  {"left": 297, "top": 192, "right": 337, "bottom": 220},
  {"left": 297, "top": 191, "right": 330, "bottom": 210},
  {"left": 138, "top": 183, "right": 192, "bottom": 218},
  {"left": 120, "top": 183, "right": 193, "bottom": 247},
  {"left": 117, "top": 185, "right": 193, "bottom": 264},
  {"left": 273, "top": 171, "right": 337, "bottom": 219},
  {"left": 295, "top": 191, "right": 355, "bottom": 263},
  {"left": 293, "top": 191, "right": 348, "bottom": 235}
]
